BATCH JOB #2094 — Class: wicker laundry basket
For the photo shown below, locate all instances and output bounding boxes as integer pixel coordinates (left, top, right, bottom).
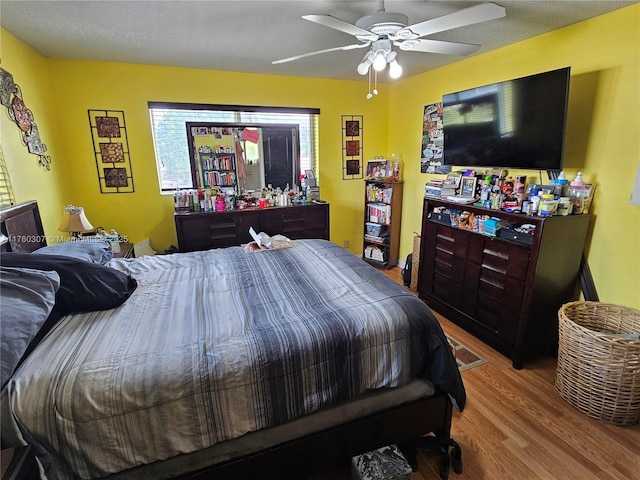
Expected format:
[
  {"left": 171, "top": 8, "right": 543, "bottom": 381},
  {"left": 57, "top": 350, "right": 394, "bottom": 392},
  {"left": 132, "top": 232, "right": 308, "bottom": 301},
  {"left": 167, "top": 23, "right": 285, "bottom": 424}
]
[{"left": 555, "top": 301, "right": 640, "bottom": 425}]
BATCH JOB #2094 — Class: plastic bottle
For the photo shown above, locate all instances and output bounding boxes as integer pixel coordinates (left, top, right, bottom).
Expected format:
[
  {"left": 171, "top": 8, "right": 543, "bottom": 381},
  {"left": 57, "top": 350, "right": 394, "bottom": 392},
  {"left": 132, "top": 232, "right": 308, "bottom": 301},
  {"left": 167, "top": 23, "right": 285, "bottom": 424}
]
[
  {"left": 570, "top": 171, "right": 585, "bottom": 188},
  {"left": 538, "top": 194, "right": 557, "bottom": 217},
  {"left": 215, "top": 195, "right": 226, "bottom": 212},
  {"left": 568, "top": 171, "right": 586, "bottom": 214},
  {"left": 203, "top": 189, "right": 212, "bottom": 212},
  {"left": 480, "top": 175, "right": 492, "bottom": 205},
  {"left": 529, "top": 189, "right": 540, "bottom": 216},
  {"left": 110, "top": 229, "right": 121, "bottom": 253},
  {"left": 197, "top": 188, "right": 205, "bottom": 211},
  {"left": 554, "top": 171, "right": 569, "bottom": 196}
]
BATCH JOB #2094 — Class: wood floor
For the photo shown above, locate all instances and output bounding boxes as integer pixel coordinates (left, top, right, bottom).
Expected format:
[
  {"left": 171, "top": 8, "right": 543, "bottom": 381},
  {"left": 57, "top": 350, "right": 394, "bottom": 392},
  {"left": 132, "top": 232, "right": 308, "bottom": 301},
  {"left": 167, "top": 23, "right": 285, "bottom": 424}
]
[{"left": 312, "top": 267, "right": 640, "bottom": 480}]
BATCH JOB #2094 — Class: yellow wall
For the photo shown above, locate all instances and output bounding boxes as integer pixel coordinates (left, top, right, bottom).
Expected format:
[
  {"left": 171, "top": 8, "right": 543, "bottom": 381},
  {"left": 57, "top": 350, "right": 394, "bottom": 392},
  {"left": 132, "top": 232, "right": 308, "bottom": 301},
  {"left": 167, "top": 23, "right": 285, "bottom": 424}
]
[
  {"left": 41, "top": 60, "right": 388, "bottom": 251},
  {"left": 388, "top": 4, "right": 639, "bottom": 310},
  {"left": 1, "top": 4, "right": 638, "bottom": 309},
  {"left": 0, "top": 31, "right": 66, "bottom": 238}
]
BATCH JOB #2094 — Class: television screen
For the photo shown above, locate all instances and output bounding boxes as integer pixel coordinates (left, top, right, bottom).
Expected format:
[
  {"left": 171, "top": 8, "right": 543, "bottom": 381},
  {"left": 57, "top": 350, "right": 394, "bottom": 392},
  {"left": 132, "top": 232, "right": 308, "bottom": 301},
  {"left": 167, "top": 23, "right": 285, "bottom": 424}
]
[{"left": 442, "top": 67, "right": 570, "bottom": 170}]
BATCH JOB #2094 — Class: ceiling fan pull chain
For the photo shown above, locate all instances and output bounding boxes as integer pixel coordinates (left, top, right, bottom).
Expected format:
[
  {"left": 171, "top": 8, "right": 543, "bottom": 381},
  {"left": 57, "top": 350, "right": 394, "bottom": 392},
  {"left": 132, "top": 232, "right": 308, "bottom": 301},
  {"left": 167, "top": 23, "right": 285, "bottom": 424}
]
[
  {"left": 373, "top": 70, "right": 379, "bottom": 96},
  {"left": 367, "top": 68, "right": 373, "bottom": 99}
]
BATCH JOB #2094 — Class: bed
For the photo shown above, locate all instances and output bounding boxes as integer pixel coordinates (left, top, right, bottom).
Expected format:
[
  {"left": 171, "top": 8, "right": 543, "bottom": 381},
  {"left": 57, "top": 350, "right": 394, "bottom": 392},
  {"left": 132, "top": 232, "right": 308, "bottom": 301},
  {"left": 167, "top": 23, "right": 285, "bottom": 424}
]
[{"left": 0, "top": 200, "right": 465, "bottom": 480}]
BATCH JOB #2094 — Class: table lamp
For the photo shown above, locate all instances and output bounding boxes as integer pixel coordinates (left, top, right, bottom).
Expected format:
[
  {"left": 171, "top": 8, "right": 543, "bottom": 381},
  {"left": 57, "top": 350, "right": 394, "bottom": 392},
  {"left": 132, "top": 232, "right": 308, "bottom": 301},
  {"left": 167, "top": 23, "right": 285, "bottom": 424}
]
[{"left": 58, "top": 204, "right": 93, "bottom": 239}]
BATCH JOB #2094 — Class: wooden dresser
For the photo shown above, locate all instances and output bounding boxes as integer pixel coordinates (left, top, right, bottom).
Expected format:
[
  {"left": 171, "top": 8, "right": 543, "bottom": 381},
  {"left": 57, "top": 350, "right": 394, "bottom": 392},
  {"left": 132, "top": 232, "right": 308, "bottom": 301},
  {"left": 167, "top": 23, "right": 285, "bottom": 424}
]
[
  {"left": 418, "top": 198, "right": 590, "bottom": 368},
  {"left": 174, "top": 203, "right": 330, "bottom": 252}
]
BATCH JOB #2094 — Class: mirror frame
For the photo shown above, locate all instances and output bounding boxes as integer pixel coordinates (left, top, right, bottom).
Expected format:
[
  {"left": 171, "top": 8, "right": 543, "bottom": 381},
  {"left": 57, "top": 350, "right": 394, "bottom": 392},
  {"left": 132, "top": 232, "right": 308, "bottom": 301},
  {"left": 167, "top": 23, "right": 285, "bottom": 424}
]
[{"left": 186, "top": 121, "right": 301, "bottom": 193}]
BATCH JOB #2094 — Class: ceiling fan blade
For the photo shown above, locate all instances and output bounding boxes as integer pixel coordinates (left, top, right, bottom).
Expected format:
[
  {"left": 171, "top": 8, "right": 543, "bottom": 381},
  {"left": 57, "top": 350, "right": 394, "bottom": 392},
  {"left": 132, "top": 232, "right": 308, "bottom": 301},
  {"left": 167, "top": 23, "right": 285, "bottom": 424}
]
[
  {"left": 272, "top": 43, "right": 370, "bottom": 65},
  {"left": 398, "top": 39, "right": 480, "bottom": 56},
  {"left": 399, "top": 3, "right": 506, "bottom": 39},
  {"left": 302, "top": 14, "right": 378, "bottom": 41}
]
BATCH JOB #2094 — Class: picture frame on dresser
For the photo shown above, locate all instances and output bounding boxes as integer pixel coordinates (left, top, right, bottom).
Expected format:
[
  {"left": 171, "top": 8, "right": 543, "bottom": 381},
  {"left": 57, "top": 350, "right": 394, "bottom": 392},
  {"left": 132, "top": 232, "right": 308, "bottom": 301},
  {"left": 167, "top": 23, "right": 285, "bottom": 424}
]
[
  {"left": 365, "top": 159, "right": 390, "bottom": 179},
  {"left": 460, "top": 177, "right": 477, "bottom": 197},
  {"left": 444, "top": 173, "right": 462, "bottom": 189}
]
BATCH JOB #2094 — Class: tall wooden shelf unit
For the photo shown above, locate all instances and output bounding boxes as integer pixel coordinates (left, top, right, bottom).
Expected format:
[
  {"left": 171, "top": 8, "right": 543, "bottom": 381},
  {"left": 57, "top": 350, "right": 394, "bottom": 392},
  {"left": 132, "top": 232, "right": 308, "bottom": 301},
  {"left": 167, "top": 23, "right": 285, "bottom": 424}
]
[
  {"left": 417, "top": 197, "right": 590, "bottom": 369},
  {"left": 363, "top": 180, "right": 403, "bottom": 269}
]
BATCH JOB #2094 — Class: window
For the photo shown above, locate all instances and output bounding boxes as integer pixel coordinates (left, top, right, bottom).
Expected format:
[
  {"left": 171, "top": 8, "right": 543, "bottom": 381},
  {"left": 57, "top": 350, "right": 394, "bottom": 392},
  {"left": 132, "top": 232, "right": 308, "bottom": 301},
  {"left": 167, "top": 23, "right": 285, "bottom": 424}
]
[{"left": 148, "top": 102, "right": 319, "bottom": 192}]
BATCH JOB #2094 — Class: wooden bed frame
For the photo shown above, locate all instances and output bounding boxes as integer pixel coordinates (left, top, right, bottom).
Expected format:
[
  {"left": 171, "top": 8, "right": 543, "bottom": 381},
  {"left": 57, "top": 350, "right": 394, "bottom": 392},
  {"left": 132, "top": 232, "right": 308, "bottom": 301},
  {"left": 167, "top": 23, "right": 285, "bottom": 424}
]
[
  {"left": 0, "top": 201, "right": 459, "bottom": 480},
  {"left": 0, "top": 201, "right": 46, "bottom": 253}
]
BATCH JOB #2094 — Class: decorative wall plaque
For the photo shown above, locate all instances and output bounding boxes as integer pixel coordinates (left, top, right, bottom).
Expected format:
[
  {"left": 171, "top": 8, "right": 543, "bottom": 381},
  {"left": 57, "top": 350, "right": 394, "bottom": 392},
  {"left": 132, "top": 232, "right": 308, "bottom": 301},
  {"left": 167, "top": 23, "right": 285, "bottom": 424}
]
[
  {"left": 345, "top": 140, "right": 360, "bottom": 157},
  {"left": 0, "top": 67, "right": 52, "bottom": 170},
  {"left": 88, "top": 110, "right": 134, "bottom": 193},
  {"left": 341, "top": 115, "right": 363, "bottom": 180},
  {"left": 99, "top": 143, "right": 125, "bottom": 163},
  {"left": 96, "top": 116, "right": 122, "bottom": 138},
  {"left": 104, "top": 167, "right": 129, "bottom": 187}
]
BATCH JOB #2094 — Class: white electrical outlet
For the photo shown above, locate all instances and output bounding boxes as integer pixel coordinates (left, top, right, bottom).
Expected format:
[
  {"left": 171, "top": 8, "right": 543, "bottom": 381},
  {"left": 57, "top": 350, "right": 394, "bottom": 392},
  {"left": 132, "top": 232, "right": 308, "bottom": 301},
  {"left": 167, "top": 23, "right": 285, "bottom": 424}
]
[{"left": 343, "top": 240, "right": 350, "bottom": 249}]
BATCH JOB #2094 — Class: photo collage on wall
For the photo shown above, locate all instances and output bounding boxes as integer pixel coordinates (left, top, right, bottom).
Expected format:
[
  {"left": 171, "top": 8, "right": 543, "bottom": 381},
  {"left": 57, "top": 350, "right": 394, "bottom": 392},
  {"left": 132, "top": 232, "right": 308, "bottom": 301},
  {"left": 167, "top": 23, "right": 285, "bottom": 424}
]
[
  {"left": 421, "top": 102, "right": 449, "bottom": 174},
  {"left": 89, "top": 109, "right": 135, "bottom": 193}
]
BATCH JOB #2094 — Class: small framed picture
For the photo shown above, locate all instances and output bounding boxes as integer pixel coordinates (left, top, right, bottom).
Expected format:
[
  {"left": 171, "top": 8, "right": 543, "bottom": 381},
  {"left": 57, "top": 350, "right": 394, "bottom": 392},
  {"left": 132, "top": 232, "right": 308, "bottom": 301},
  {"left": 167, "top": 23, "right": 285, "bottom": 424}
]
[
  {"left": 305, "top": 169, "right": 317, "bottom": 187},
  {"left": 460, "top": 177, "right": 478, "bottom": 197},
  {"left": 444, "top": 173, "right": 462, "bottom": 188},
  {"left": 366, "top": 159, "right": 389, "bottom": 179}
]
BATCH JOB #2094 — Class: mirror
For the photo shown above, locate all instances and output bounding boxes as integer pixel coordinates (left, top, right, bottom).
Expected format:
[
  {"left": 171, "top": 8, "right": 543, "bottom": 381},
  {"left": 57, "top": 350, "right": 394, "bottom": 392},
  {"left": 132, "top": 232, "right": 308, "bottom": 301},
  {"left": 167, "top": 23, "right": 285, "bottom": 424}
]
[{"left": 186, "top": 122, "right": 300, "bottom": 193}]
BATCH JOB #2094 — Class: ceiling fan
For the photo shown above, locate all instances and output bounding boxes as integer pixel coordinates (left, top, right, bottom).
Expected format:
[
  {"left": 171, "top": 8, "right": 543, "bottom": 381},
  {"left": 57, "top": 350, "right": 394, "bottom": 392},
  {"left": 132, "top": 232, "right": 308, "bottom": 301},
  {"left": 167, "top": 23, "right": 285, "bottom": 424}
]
[{"left": 273, "top": 1, "right": 506, "bottom": 80}]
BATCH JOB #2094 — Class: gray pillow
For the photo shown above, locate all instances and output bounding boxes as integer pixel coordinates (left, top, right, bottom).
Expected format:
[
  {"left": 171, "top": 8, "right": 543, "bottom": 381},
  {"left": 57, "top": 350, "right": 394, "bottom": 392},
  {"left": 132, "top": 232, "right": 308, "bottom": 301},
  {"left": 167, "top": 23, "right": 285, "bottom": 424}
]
[
  {"left": 34, "top": 239, "right": 113, "bottom": 264},
  {"left": 1, "top": 266, "right": 60, "bottom": 387}
]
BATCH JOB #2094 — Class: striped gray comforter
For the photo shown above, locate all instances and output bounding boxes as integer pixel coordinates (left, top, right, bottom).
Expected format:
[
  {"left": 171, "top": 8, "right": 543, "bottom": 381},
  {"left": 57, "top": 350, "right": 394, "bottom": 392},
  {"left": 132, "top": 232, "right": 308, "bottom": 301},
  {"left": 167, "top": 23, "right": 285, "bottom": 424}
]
[{"left": 6, "top": 239, "right": 464, "bottom": 479}]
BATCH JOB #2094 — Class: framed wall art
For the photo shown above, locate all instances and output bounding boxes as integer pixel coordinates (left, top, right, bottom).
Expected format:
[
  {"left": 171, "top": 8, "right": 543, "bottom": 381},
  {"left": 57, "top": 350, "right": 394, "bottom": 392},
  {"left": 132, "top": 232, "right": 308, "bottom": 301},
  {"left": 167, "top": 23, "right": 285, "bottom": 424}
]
[
  {"left": 88, "top": 109, "right": 134, "bottom": 193},
  {"left": 342, "top": 115, "right": 363, "bottom": 180},
  {"left": 1, "top": 67, "right": 52, "bottom": 170}
]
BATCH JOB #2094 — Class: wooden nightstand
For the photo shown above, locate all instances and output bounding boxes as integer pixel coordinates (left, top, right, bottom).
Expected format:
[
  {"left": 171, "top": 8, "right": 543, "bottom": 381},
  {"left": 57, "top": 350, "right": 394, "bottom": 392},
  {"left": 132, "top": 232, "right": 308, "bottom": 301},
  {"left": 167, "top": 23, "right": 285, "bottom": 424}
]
[{"left": 113, "top": 242, "right": 135, "bottom": 259}]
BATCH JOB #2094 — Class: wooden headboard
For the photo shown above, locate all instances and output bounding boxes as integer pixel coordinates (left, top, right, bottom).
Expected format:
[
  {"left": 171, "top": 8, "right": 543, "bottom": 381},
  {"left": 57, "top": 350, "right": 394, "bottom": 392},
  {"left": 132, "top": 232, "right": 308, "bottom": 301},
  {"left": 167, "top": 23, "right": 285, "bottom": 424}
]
[{"left": 0, "top": 201, "right": 47, "bottom": 253}]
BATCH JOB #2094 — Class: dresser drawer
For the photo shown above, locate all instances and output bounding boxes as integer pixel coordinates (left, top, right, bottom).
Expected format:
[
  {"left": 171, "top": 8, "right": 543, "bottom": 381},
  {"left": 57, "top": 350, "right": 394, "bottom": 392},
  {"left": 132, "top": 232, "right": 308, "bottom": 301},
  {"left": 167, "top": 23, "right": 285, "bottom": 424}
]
[{"left": 479, "top": 239, "right": 530, "bottom": 281}]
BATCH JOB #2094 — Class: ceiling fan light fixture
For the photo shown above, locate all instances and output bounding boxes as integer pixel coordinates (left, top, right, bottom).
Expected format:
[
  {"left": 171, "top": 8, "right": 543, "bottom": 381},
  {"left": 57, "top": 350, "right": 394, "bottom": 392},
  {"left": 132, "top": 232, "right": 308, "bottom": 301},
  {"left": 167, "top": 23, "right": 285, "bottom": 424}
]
[
  {"left": 357, "top": 61, "right": 371, "bottom": 75},
  {"left": 372, "top": 50, "right": 387, "bottom": 71},
  {"left": 357, "top": 51, "right": 373, "bottom": 75},
  {"left": 389, "top": 59, "right": 403, "bottom": 79},
  {"left": 274, "top": 1, "right": 508, "bottom": 82}
]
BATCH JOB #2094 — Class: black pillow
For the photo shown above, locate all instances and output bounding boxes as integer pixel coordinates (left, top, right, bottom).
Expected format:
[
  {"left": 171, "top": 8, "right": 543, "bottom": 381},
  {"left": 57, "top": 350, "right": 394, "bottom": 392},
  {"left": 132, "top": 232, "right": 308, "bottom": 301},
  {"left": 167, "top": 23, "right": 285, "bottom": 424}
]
[{"left": 0, "top": 253, "right": 137, "bottom": 315}]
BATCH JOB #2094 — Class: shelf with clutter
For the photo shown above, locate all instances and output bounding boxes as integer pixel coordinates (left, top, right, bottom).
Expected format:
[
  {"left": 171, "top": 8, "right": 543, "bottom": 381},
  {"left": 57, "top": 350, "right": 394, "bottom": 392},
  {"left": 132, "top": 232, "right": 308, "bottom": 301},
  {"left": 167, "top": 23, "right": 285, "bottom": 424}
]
[
  {"left": 423, "top": 169, "right": 594, "bottom": 247},
  {"left": 362, "top": 176, "right": 403, "bottom": 269}
]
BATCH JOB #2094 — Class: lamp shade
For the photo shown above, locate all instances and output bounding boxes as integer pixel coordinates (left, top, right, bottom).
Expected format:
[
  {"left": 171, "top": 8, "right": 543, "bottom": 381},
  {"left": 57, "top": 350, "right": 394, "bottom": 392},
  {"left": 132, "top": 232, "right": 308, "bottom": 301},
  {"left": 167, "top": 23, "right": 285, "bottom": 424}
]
[{"left": 58, "top": 205, "right": 93, "bottom": 235}]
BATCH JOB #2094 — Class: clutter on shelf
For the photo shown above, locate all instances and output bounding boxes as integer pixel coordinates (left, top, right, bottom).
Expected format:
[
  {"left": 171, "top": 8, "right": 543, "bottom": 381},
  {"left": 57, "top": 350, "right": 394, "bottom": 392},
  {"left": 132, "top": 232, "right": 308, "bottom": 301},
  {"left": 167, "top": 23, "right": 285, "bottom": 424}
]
[
  {"left": 173, "top": 180, "right": 321, "bottom": 213},
  {"left": 424, "top": 169, "right": 595, "bottom": 217},
  {"left": 425, "top": 170, "right": 594, "bottom": 247}
]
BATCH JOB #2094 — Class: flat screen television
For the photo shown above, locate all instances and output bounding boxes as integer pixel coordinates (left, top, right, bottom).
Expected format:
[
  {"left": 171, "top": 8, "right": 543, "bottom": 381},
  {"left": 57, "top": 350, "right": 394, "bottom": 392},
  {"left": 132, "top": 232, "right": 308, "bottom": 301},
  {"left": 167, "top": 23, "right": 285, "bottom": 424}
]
[{"left": 442, "top": 67, "right": 570, "bottom": 170}]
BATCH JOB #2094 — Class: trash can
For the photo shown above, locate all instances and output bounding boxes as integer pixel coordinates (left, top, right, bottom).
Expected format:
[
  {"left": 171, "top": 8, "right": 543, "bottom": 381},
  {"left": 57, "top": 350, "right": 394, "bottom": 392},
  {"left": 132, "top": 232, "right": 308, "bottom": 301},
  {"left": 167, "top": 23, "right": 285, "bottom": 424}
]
[{"left": 555, "top": 301, "right": 640, "bottom": 425}]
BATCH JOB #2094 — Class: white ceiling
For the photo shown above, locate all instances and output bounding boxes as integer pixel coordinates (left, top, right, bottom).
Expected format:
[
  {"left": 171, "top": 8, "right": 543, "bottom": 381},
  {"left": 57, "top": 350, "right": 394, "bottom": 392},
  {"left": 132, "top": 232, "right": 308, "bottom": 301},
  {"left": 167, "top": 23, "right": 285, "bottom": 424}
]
[{"left": 1, "top": 1, "right": 636, "bottom": 82}]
